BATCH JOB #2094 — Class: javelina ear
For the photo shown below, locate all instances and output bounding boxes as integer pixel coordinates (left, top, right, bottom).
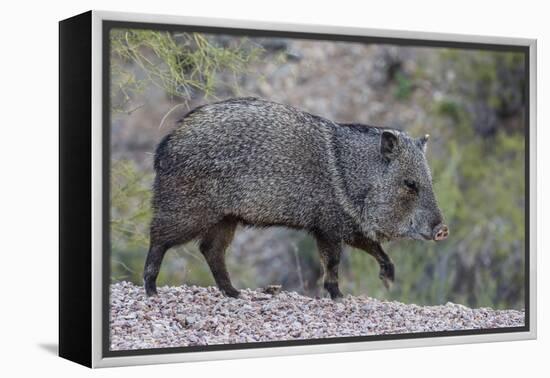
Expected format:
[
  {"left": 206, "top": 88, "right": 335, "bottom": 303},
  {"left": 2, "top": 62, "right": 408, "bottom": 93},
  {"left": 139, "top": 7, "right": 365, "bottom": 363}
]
[
  {"left": 417, "top": 134, "right": 429, "bottom": 153},
  {"left": 380, "top": 130, "right": 399, "bottom": 160}
]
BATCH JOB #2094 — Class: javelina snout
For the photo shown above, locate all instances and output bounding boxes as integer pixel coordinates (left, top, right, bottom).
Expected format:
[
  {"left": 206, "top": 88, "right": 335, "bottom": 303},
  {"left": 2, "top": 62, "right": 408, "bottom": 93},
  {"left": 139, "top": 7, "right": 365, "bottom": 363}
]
[{"left": 433, "top": 224, "right": 449, "bottom": 241}]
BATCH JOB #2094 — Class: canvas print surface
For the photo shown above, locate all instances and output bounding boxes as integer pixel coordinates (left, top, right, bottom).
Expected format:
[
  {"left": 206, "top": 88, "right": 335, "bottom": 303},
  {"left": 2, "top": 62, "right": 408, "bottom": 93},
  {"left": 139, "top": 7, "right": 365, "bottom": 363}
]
[{"left": 106, "top": 24, "right": 527, "bottom": 353}]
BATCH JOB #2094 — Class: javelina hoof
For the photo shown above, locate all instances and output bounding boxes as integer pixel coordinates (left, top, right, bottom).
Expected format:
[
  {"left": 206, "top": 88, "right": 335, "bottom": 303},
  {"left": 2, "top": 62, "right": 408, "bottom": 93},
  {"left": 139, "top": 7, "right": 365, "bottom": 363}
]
[
  {"left": 262, "top": 285, "right": 282, "bottom": 295},
  {"left": 330, "top": 292, "right": 344, "bottom": 301},
  {"left": 144, "top": 281, "right": 158, "bottom": 297},
  {"left": 324, "top": 282, "right": 344, "bottom": 300},
  {"left": 379, "top": 261, "right": 395, "bottom": 289},
  {"left": 220, "top": 287, "right": 240, "bottom": 298}
]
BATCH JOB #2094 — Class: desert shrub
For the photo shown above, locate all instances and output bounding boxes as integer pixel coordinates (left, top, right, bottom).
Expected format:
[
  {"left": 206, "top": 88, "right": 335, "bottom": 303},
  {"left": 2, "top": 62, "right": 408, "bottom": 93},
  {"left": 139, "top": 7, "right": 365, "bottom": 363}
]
[
  {"left": 110, "top": 29, "right": 262, "bottom": 113},
  {"left": 110, "top": 160, "right": 152, "bottom": 282}
]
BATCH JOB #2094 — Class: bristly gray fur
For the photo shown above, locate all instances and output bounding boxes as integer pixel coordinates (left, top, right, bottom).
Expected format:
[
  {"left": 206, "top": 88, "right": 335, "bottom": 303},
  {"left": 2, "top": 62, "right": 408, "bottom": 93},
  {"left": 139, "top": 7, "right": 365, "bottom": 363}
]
[{"left": 143, "top": 97, "right": 446, "bottom": 300}]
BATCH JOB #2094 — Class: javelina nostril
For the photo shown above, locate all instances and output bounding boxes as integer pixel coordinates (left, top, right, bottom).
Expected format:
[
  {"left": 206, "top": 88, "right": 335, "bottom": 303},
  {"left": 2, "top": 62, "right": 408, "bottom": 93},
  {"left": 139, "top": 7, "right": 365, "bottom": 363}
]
[{"left": 433, "top": 224, "right": 449, "bottom": 241}]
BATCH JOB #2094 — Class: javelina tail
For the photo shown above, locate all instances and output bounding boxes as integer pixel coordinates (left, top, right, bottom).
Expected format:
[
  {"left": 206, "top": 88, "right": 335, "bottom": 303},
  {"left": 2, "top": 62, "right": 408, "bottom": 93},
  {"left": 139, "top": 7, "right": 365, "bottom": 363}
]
[{"left": 153, "top": 133, "right": 171, "bottom": 172}]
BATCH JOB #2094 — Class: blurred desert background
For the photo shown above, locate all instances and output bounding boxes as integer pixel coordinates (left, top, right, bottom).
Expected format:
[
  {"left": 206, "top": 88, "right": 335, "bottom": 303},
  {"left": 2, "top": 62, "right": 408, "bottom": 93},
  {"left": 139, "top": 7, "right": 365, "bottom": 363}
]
[{"left": 109, "top": 28, "right": 526, "bottom": 310}]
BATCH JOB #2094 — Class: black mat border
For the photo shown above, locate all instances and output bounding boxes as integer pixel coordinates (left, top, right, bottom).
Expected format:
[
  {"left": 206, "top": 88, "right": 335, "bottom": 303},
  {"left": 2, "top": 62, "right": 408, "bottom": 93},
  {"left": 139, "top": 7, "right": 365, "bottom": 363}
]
[{"left": 59, "top": 11, "right": 93, "bottom": 367}]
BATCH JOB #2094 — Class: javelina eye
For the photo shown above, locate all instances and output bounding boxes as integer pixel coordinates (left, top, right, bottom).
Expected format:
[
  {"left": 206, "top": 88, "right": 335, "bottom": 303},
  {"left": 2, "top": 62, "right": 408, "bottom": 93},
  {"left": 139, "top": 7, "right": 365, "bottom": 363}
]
[{"left": 403, "top": 179, "right": 418, "bottom": 193}]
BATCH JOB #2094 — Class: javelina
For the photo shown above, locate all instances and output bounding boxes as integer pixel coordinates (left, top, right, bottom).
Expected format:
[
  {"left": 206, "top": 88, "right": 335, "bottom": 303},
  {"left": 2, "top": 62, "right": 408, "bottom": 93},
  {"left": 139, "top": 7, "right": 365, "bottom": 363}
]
[{"left": 144, "top": 97, "right": 449, "bottom": 299}]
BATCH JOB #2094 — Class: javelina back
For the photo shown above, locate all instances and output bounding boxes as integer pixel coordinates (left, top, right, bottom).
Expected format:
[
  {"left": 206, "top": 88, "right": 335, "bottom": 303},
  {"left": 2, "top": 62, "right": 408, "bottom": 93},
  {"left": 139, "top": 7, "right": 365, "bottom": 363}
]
[{"left": 144, "top": 97, "right": 448, "bottom": 299}]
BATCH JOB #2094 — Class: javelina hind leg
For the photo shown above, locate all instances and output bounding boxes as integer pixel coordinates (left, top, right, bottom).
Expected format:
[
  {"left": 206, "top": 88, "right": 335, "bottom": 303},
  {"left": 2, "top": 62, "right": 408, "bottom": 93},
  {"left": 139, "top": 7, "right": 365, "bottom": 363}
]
[
  {"left": 143, "top": 242, "right": 170, "bottom": 296},
  {"left": 199, "top": 219, "right": 240, "bottom": 298},
  {"left": 349, "top": 236, "right": 395, "bottom": 289},
  {"left": 144, "top": 215, "right": 202, "bottom": 296},
  {"left": 315, "top": 234, "right": 344, "bottom": 300}
]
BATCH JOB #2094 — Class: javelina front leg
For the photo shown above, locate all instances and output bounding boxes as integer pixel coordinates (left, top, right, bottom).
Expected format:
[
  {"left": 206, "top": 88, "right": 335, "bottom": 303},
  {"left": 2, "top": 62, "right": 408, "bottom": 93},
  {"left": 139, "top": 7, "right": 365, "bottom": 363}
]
[
  {"left": 315, "top": 234, "right": 344, "bottom": 300},
  {"left": 350, "top": 236, "right": 395, "bottom": 289},
  {"left": 199, "top": 219, "right": 240, "bottom": 298}
]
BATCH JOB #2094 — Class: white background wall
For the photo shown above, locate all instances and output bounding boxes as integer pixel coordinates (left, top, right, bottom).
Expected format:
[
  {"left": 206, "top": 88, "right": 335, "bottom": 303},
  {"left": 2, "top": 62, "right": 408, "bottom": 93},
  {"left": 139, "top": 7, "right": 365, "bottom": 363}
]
[{"left": 0, "top": 0, "right": 546, "bottom": 376}]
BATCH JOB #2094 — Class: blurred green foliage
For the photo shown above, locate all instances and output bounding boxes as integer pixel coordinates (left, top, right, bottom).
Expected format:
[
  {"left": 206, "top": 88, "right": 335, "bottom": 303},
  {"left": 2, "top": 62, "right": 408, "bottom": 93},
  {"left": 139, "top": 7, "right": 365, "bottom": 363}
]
[
  {"left": 110, "top": 29, "right": 262, "bottom": 113},
  {"left": 110, "top": 160, "right": 151, "bottom": 282},
  {"left": 110, "top": 35, "right": 526, "bottom": 310},
  {"left": 394, "top": 71, "right": 413, "bottom": 101}
]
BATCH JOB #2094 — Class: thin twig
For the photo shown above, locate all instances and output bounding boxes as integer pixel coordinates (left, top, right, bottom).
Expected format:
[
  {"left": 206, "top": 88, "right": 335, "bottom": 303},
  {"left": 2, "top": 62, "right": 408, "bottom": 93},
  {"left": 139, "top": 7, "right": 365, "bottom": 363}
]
[
  {"left": 126, "top": 103, "right": 145, "bottom": 115},
  {"left": 112, "top": 259, "right": 136, "bottom": 274},
  {"left": 159, "top": 103, "right": 187, "bottom": 129},
  {"left": 291, "top": 242, "right": 305, "bottom": 293}
]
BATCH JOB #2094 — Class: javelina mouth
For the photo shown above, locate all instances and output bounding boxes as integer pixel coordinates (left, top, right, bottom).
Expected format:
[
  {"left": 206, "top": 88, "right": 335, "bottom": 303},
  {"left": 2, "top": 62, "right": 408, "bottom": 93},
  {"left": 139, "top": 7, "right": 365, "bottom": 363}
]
[
  {"left": 421, "top": 233, "right": 433, "bottom": 241},
  {"left": 405, "top": 231, "right": 432, "bottom": 241}
]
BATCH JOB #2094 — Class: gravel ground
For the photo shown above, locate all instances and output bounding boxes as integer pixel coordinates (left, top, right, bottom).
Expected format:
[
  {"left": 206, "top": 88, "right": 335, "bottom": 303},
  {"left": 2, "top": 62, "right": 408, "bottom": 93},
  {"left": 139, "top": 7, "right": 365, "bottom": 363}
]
[{"left": 110, "top": 281, "right": 525, "bottom": 351}]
